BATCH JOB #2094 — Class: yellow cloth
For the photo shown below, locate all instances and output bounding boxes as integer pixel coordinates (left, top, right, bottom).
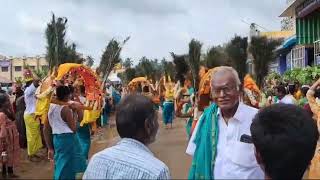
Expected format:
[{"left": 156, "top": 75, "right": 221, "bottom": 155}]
[
  {"left": 306, "top": 90, "right": 320, "bottom": 179},
  {"left": 55, "top": 63, "right": 82, "bottom": 80},
  {"left": 294, "top": 90, "right": 302, "bottom": 100},
  {"left": 80, "top": 110, "right": 101, "bottom": 127},
  {"left": 35, "top": 86, "right": 53, "bottom": 124},
  {"left": 165, "top": 89, "right": 174, "bottom": 101},
  {"left": 24, "top": 114, "right": 43, "bottom": 156}
]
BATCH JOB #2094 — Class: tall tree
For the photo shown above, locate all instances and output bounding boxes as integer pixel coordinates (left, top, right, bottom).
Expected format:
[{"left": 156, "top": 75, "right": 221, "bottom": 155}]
[
  {"left": 225, "top": 36, "right": 248, "bottom": 81},
  {"left": 63, "top": 43, "right": 84, "bottom": 64},
  {"left": 135, "top": 57, "right": 156, "bottom": 80},
  {"left": 45, "top": 13, "right": 84, "bottom": 71},
  {"left": 202, "top": 46, "right": 228, "bottom": 68},
  {"left": 122, "top": 58, "right": 133, "bottom": 69},
  {"left": 118, "top": 68, "right": 136, "bottom": 84},
  {"left": 45, "top": 13, "right": 67, "bottom": 71},
  {"left": 161, "top": 58, "right": 175, "bottom": 79},
  {"left": 85, "top": 55, "right": 94, "bottom": 67},
  {"left": 171, "top": 52, "right": 189, "bottom": 86},
  {"left": 249, "top": 36, "right": 281, "bottom": 87},
  {"left": 187, "top": 39, "right": 202, "bottom": 91}
]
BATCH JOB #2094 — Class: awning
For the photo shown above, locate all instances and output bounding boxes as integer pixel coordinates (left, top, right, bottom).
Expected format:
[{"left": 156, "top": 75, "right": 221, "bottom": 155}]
[
  {"left": 276, "top": 35, "right": 297, "bottom": 51},
  {"left": 283, "top": 35, "right": 297, "bottom": 49}
]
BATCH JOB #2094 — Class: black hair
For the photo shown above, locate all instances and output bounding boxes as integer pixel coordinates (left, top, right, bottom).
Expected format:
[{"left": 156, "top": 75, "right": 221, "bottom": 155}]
[
  {"left": 142, "top": 86, "right": 149, "bottom": 93},
  {"left": 0, "top": 93, "right": 15, "bottom": 120},
  {"left": 68, "top": 85, "right": 75, "bottom": 94},
  {"left": 0, "top": 93, "right": 8, "bottom": 109},
  {"left": 56, "top": 86, "right": 71, "bottom": 101},
  {"left": 300, "top": 86, "right": 309, "bottom": 97},
  {"left": 79, "top": 85, "right": 86, "bottom": 94},
  {"left": 288, "top": 84, "right": 295, "bottom": 95},
  {"left": 251, "top": 104, "right": 319, "bottom": 180},
  {"left": 116, "top": 94, "right": 156, "bottom": 139},
  {"left": 276, "top": 85, "right": 287, "bottom": 95},
  {"left": 25, "top": 81, "right": 32, "bottom": 88}
]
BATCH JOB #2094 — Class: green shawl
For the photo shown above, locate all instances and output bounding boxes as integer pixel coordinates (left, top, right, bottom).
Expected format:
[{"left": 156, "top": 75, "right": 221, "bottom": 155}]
[{"left": 188, "top": 104, "right": 219, "bottom": 180}]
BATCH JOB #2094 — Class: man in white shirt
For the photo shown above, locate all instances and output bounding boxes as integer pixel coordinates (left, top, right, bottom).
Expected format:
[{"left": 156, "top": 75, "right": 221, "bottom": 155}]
[
  {"left": 24, "top": 78, "right": 43, "bottom": 161},
  {"left": 186, "top": 66, "right": 264, "bottom": 179},
  {"left": 276, "top": 85, "right": 296, "bottom": 104}
]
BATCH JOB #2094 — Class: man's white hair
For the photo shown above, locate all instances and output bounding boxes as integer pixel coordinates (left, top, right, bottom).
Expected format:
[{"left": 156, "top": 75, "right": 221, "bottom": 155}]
[{"left": 211, "top": 66, "right": 241, "bottom": 87}]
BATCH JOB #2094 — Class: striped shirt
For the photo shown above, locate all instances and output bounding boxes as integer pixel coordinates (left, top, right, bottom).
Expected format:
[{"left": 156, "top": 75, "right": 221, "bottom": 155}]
[{"left": 83, "top": 138, "right": 170, "bottom": 179}]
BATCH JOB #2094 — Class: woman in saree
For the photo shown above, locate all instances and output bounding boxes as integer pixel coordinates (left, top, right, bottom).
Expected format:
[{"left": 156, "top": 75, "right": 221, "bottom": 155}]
[{"left": 0, "top": 93, "right": 20, "bottom": 178}]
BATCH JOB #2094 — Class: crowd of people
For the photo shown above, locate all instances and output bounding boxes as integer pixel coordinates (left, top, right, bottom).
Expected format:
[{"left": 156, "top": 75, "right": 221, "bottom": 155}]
[
  {"left": 1, "top": 65, "right": 320, "bottom": 180},
  {"left": 84, "top": 66, "right": 320, "bottom": 180},
  {"left": 0, "top": 68, "right": 122, "bottom": 179}
]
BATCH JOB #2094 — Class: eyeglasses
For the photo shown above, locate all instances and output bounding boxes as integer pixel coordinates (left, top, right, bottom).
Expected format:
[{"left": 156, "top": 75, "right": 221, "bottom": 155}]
[{"left": 212, "top": 86, "right": 237, "bottom": 97}]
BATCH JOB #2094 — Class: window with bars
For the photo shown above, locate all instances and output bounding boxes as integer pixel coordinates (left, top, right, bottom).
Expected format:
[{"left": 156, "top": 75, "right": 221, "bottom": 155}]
[{"left": 291, "top": 46, "right": 305, "bottom": 68}]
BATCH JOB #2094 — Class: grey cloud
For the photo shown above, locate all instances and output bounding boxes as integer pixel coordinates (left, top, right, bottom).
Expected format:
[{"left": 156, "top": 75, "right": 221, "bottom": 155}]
[{"left": 0, "top": 0, "right": 287, "bottom": 65}]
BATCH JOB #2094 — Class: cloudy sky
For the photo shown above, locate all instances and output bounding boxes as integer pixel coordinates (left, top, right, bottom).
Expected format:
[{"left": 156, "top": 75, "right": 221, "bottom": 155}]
[{"left": 0, "top": 0, "right": 287, "bottom": 65}]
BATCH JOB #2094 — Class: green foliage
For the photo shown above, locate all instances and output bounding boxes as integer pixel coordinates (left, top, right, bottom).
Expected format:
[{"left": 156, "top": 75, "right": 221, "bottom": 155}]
[
  {"left": 85, "top": 56, "right": 94, "bottom": 67},
  {"left": 249, "top": 36, "right": 281, "bottom": 87},
  {"left": 161, "top": 58, "right": 175, "bottom": 79},
  {"left": 33, "top": 68, "right": 49, "bottom": 80},
  {"left": 171, "top": 53, "right": 189, "bottom": 86},
  {"left": 187, "top": 39, "right": 202, "bottom": 90},
  {"left": 282, "top": 66, "right": 320, "bottom": 85},
  {"left": 118, "top": 68, "right": 136, "bottom": 84},
  {"left": 226, "top": 36, "right": 248, "bottom": 81},
  {"left": 99, "top": 39, "right": 121, "bottom": 78},
  {"left": 122, "top": 58, "right": 133, "bottom": 69},
  {"left": 45, "top": 13, "right": 83, "bottom": 71},
  {"left": 135, "top": 57, "right": 160, "bottom": 81},
  {"left": 15, "top": 77, "right": 23, "bottom": 84},
  {"left": 202, "top": 46, "right": 228, "bottom": 68}
]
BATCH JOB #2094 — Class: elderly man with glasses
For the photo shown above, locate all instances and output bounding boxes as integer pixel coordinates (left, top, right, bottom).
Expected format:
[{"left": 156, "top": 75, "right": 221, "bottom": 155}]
[{"left": 186, "top": 66, "right": 264, "bottom": 179}]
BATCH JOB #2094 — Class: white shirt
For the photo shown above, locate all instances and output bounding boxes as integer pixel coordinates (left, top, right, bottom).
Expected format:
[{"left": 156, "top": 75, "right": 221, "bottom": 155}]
[
  {"left": 48, "top": 104, "right": 73, "bottom": 134},
  {"left": 24, "top": 83, "right": 37, "bottom": 114},
  {"left": 84, "top": 138, "right": 170, "bottom": 179},
  {"left": 279, "top": 94, "right": 296, "bottom": 104},
  {"left": 186, "top": 103, "right": 264, "bottom": 179}
]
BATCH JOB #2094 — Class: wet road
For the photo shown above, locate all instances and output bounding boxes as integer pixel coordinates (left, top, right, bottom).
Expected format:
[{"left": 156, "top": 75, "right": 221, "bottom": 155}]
[{"left": 16, "top": 114, "right": 192, "bottom": 179}]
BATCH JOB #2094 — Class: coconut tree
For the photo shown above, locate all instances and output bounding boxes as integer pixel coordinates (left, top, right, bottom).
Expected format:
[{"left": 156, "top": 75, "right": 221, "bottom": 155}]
[{"left": 249, "top": 36, "right": 281, "bottom": 87}]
